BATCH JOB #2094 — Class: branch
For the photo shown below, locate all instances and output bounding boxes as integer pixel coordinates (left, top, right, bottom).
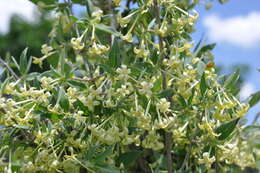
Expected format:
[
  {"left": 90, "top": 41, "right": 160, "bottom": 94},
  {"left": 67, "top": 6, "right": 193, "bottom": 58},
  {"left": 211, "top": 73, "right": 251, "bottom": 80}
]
[
  {"left": 153, "top": 1, "right": 173, "bottom": 172},
  {"left": 0, "top": 57, "right": 19, "bottom": 80}
]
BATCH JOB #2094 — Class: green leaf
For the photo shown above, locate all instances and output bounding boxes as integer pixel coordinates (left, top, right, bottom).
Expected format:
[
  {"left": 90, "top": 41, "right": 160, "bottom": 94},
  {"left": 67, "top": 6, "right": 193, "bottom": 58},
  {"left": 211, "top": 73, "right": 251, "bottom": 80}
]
[
  {"left": 249, "top": 91, "right": 260, "bottom": 108},
  {"left": 94, "top": 147, "right": 112, "bottom": 163},
  {"left": 85, "top": 0, "right": 95, "bottom": 17},
  {"left": 197, "top": 61, "right": 206, "bottom": 76},
  {"left": 193, "top": 35, "right": 204, "bottom": 53},
  {"left": 85, "top": 145, "right": 100, "bottom": 160},
  {"left": 218, "top": 0, "right": 227, "bottom": 4},
  {"left": 196, "top": 43, "right": 216, "bottom": 57},
  {"left": 58, "top": 87, "right": 70, "bottom": 112},
  {"left": 96, "top": 165, "right": 120, "bottom": 173},
  {"left": 26, "top": 72, "right": 40, "bottom": 81},
  {"left": 215, "top": 118, "right": 239, "bottom": 140},
  {"left": 68, "top": 80, "right": 87, "bottom": 89},
  {"left": 188, "top": 88, "right": 195, "bottom": 105},
  {"left": 11, "top": 56, "right": 20, "bottom": 70},
  {"left": 224, "top": 69, "right": 240, "bottom": 90},
  {"left": 152, "top": 77, "right": 162, "bottom": 92},
  {"left": 178, "top": 95, "right": 187, "bottom": 107},
  {"left": 0, "top": 78, "right": 10, "bottom": 95},
  {"left": 19, "top": 47, "right": 28, "bottom": 75},
  {"left": 158, "top": 89, "right": 174, "bottom": 98},
  {"left": 95, "top": 24, "right": 120, "bottom": 36},
  {"left": 108, "top": 39, "right": 120, "bottom": 68},
  {"left": 117, "top": 151, "right": 142, "bottom": 167},
  {"left": 200, "top": 73, "right": 207, "bottom": 96},
  {"left": 29, "top": 0, "right": 56, "bottom": 5},
  {"left": 99, "top": 64, "right": 116, "bottom": 75}
]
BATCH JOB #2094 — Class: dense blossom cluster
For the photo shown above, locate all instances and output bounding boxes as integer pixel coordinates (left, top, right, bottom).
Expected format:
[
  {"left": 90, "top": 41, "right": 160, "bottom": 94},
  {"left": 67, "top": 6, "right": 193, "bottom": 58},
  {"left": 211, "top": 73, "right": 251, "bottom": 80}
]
[{"left": 0, "top": 0, "right": 258, "bottom": 172}]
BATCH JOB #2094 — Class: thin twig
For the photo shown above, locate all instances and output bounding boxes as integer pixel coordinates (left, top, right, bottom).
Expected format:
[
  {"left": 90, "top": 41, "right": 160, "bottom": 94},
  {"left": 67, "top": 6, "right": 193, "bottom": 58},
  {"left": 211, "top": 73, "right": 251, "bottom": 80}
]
[{"left": 0, "top": 57, "right": 19, "bottom": 80}]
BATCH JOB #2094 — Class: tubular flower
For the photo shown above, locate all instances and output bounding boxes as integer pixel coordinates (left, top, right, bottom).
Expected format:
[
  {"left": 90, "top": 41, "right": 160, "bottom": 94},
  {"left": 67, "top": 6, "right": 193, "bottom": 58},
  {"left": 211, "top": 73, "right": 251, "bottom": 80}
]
[
  {"left": 121, "top": 33, "right": 133, "bottom": 43},
  {"left": 41, "top": 44, "right": 53, "bottom": 55},
  {"left": 116, "top": 65, "right": 131, "bottom": 80},
  {"left": 139, "top": 81, "right": 153, "bottom": 97},
  {"left": 134, "top": 40, "right": 149, "bottom": 58},
  {"left": 157, "top": 98, "right": 171, "bottom": 113},
  {"left": 91, "top": 9, "right": 103, "bottom": 22},
  {"left": 88, "top": 42, "right": 110, "bottom": 55},
  {"left": 71, "top": 37, "right": 85, "bottom": 51},
  {"left": 198, "top": 152, "right": 216, "bottom": 169}
]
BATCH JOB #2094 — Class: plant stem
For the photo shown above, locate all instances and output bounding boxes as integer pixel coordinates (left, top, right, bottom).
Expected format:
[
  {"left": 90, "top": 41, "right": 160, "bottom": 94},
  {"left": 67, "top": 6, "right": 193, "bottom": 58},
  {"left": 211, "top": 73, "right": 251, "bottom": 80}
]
[{"left": 153, "top": 0, "right": 173, "bottom": 172}]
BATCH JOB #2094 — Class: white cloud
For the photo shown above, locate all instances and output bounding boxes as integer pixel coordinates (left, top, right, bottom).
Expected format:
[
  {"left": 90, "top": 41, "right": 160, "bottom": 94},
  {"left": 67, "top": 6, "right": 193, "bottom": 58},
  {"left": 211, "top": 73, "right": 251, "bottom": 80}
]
[
  {"left": 0, "top": 0, "right": 39, "bottom": 34},
  {"left": 203, "top": 12, "right": 260, "bottom": 48},
  {"left": 240, "top": 82, "right": 256, "bottom": 100}
]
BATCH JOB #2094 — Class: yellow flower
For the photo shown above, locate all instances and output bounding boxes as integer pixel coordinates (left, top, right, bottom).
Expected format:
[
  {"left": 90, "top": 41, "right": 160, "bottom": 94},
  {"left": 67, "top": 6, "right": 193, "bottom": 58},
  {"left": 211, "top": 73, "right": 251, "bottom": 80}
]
[
  {"left": 71, "top": 37, "right": 85, "bottom": 51},
  {"left": 139, "top": 81, "right": 153, "bottom": 97},
  {"left": 198, "top": 152, "right": 216, "bottom": 169},
  {"left": 121, "top": 33, "right": 133, "bottom": 43},
  {"left": 134, "top": 41, "right": 149, "bottom": 58},
  {"left": 113, "top": 0, "right": 121, "bottom": 7},
  {"left": 88, "top": 42, "right": 110, "bottom": 55},
  {"left": 41, "top": 44, "right": 53, "bottom": 55},
  {"left": 116, "top": 65, "right": 131, "bottom": 80},
  {"left": 92, "top": 9, "right": 103, "bottom": 18},
  {"left": 85, "top": 95, "right": 99, "bottom": 111},
  {"left": 157, "top": 98, "right": 171, "bottom": 113},
  {"left": 32, "top": 56, "right": 44, "bottom": 68}
]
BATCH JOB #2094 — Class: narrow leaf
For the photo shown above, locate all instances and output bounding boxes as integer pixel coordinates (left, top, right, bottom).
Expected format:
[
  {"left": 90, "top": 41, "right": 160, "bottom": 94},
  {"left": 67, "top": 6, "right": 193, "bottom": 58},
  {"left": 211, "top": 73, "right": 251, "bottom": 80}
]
[
  {"left": 215, "top": 118, "right": 239, "bottom": 140},
  {"left": 224, "top": 69, "right": 240, "bottom": 89},
  {"left": 108, "top": 38, "right": 120, "bottom": 68},
  {"left": 19, "top": 47, "right": 28, "bottom": 75},
  {"left": 117, "top": 151, "right": 142, "bottom": 167},
  {"left": 196, "top": 43, "right": 216, "bottom": 57},
  {"left": 200, "top": 73, "right": 207, "bottom": 96},
  {"left": 249, "top": 91, "right": 260, "bottom": 108},
  {"left": 96, "top": 24, "right": 120, "bottom": 36},
  {"left": 58, "top": 87, "right": 70, "bottom": 112},
  {"left": 158, "top": 89, "right": 174, "bottom": 98}
]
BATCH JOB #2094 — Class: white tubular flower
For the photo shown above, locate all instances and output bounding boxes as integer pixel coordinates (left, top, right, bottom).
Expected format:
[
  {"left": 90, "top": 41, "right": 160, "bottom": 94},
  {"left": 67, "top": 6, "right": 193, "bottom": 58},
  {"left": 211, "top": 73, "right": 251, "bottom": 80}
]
[
  {"left": 163, "top": 56, "right": 181, "bottom": 68},
  {"left": 41, "top": 44, "right": 53, "bottom": 55},
  {"left": 91, "top": 9, "right": 103, "bottom": 22},
  {"left": 85, "top": 95, "right": 99, "bottom": 111},
  {"left": 117, "top": 13, "right": 131, "bottom": 28},
  {"left": 134, "top": 41, "right": 149, "bottom": 58},
  {"left": 121, "top": 33, "right": 133, "bottom": 43},
  {"left": 157, "top": 98, "right": 171, "bottom": 113},
  {"left": 88, "top": 42, "right": 110, "bottom": 55},
  {"left": 198, "top": 152, "right": 216, "bottom": 169},
  {"left": 71, "top": 37, "right": 85, "bottom": 51},
  {"left": 116, "top": 65, "right": 131, "bottom": 80},
  {"left": 139, "top": 81, "right": 153, "bottom": 97},
  {"left": 236, "top": 103, "right": 249, "bottom": 117},
  {"left": 40, "top": 76, "right": 54, "bottom": 90}
]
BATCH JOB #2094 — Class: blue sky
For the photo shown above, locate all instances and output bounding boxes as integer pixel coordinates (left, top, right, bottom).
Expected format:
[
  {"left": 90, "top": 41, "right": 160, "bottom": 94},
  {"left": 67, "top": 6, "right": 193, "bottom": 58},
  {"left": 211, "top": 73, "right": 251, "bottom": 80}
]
[{"left": 0, "top": 0, "right": 259, "bottom": 123}]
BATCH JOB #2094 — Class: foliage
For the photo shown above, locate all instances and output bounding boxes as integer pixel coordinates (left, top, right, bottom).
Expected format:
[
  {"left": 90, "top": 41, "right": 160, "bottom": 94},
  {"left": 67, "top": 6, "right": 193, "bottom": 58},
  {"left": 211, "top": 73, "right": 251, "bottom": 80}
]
[{"left": 0, "top": 0, "right": 259, "bottom": 172}]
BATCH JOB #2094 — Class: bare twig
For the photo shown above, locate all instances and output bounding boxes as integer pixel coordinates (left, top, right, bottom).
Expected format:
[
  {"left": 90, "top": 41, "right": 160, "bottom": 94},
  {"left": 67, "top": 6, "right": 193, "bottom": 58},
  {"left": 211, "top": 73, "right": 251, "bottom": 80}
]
[{"left": 0, "top": 56, "right": 19, "bottom": 80}]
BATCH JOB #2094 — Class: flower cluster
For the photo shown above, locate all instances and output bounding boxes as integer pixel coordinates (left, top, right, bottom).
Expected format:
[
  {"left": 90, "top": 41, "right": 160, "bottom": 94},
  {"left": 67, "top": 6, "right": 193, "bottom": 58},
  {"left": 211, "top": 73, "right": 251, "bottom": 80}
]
[{"left": 0, "top": 0, "right": 258, "bottom": 172}]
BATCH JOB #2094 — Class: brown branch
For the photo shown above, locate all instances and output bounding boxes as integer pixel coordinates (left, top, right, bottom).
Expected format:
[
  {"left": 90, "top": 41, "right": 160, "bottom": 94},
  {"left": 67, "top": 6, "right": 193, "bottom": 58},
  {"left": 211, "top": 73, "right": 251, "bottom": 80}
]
[{"left": 153, "top": 1, "right": 173, "bottom": 172}]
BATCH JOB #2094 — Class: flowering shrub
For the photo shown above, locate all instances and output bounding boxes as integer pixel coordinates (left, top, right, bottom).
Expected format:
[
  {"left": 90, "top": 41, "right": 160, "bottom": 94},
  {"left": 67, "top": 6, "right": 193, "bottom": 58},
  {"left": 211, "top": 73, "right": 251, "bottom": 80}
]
[{"left": 0, "top": 0, "right": 259, "bottom": 172}]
